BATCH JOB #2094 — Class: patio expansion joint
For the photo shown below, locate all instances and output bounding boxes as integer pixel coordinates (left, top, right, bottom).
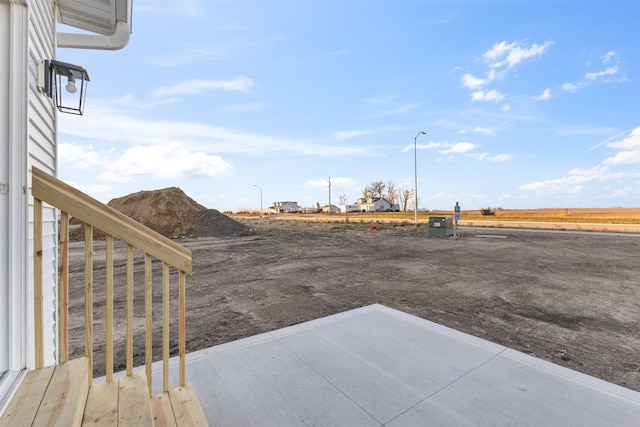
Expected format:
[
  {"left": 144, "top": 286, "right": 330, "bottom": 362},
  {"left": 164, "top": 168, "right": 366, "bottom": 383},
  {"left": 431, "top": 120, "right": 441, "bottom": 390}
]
[
  {"left": 272, "top": 333, "right": 386, "bottom": 426},
  {"left": 384, "top": 347, "right": 509, "bottom": 425}
]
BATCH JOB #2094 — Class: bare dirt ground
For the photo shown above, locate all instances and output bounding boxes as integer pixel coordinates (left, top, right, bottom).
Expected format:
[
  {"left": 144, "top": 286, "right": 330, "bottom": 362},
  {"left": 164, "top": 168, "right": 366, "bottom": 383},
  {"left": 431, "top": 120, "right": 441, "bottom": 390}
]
[{"left": 67, "top": 218, "right": 640, "bottom": 392}]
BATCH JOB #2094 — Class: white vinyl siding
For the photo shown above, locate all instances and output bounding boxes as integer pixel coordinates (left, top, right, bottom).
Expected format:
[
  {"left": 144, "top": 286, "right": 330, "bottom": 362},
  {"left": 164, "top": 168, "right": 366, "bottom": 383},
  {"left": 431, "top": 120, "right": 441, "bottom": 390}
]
[{"left": 26, "top": 0, "right": 58, "bottom": 368}]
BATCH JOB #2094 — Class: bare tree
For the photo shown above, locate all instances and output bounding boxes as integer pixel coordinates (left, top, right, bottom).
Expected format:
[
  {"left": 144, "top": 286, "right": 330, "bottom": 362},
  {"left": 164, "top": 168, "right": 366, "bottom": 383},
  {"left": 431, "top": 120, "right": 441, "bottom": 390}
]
[
  {"left": 362, "top": 186, "right": 374, "bottom": 198},
  {"left": 339, "top": 194, "right": 348, "bottom": 206},
  {"left": 399, "top": 188, "right": 413, "bottom": 212},
  {"left": 370, "top": 181, "right": 385, "bottom": 198},
  {"left": 386, "top": 181, "right": 399, "bottom": 204}
]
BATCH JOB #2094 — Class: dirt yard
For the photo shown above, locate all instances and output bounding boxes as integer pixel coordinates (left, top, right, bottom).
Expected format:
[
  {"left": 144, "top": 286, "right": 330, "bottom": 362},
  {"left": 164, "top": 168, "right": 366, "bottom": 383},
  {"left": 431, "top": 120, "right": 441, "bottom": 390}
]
[{"left": 66, "top": 218, "right": 640, "bottom": 392}]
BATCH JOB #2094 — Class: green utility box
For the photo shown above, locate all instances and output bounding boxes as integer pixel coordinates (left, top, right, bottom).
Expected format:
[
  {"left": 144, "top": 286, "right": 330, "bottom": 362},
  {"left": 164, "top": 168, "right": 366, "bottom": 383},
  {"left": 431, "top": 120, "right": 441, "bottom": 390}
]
[{"left": 428, "top": 216, "right": 454, "bottom": 237}]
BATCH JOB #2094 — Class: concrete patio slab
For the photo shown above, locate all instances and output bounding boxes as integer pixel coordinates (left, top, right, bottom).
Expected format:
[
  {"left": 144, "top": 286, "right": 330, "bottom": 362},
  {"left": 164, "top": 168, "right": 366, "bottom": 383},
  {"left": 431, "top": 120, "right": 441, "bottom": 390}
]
[{"left": 153, "top": 304, "right": 640, "bottom": 426}]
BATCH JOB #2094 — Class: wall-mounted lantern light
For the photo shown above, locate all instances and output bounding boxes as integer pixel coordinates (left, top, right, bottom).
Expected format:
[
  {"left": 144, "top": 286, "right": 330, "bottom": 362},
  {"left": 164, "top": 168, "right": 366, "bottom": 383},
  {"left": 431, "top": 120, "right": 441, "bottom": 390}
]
[{"left": 40, "top": 60, "right": 90, "bottom": 115}]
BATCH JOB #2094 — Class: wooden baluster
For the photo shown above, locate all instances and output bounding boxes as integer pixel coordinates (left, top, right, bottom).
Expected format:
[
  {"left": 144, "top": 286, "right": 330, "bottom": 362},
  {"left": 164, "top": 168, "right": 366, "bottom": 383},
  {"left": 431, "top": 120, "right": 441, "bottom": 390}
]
[
  {"left": 85, "top": 223, "right": 93, "bottom": 386},
  {"left": 59, "top": 211, "right": 69, "bottom": 363},
  {"left": 163, "top": 262, "right": 170, "bottom": 393},
  {"left": 179, "top": 270, "right": 186, "bottom": 387},
  {"left": 145, "top": 253, "right": 153, "bottom": 396},
  {"left": 126, "top": 244, "right": 134, "bottom": 376},
  {"left": 106, "top": 234, "right": 114, "bottom": 382},
  {"left": 34, "top": 198, "right": 43, "bottom": 369}
]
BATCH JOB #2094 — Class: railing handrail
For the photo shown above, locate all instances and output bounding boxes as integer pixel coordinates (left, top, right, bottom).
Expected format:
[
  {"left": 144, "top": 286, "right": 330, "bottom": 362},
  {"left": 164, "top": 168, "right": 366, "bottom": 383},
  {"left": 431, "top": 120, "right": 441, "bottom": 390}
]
[
  {"left": 32, "top": 167, "right": 192, "bottom": 274},
  {"left": 32, "top": 166, "right": 190, "bottom": 395}
]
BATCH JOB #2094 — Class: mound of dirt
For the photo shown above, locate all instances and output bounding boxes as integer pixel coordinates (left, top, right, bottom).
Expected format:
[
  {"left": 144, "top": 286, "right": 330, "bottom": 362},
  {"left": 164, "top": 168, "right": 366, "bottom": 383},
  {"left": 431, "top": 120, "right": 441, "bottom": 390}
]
[
  {"left": 107, "top": 187, "right": 205, "bottom": 238},
  {"left": 70, "top": 187, "right": 254, "bottom": 240},
  {"left": 195, "top": 209, "right": 257, "bottom": 238}
]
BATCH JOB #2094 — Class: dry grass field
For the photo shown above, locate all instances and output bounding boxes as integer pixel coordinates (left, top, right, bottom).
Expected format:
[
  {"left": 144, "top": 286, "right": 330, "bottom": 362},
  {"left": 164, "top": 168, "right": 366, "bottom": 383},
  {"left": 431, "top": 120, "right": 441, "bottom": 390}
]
[
  {"left": 235, "top": 207, "right": 640, "bottom": 231},
  {"left": 461, "top": 207, "right": 640, "bottom": 224}
]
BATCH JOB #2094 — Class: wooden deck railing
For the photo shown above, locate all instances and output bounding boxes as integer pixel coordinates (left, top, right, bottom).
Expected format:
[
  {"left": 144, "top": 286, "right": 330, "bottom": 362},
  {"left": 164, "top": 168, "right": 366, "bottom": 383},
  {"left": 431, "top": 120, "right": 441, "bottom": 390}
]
[{"left": 31, "top": 167, "right": 192, "bottom": 395}]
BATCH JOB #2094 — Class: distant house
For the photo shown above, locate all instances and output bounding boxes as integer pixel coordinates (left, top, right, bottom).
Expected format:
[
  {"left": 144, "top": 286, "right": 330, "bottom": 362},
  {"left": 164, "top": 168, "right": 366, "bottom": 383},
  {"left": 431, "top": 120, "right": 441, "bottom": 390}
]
[
  {"left": 354, "top": 197, "right": 399, "bottom": 212},
  {"left": 270, "top": 201, "right": 302, "bottom": 213},
  {"left": 322, "top": 204, "right": 340, "bottom": 213},
  {"left": 341, "top": 204, "right": 360, "bottom": 213}
]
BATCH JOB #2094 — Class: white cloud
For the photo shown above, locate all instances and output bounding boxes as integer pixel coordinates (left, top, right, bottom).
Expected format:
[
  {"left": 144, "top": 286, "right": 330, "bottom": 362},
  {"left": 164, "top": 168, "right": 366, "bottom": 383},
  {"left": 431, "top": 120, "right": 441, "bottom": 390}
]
[
  {"left": 604, "top": 127, "right": 640, "bottom": 165},
  {"left": 97, "top": 143, "right": 233, "bottom": 182},
  {"left": 59, "top": 142, "right": 113, "bottom": 169},
  {"left": 333, "top": 130, "right": 372, "bottom": 140},
  {"left": 441, "top": 142, "right": 475, "bottom": 154},
  {"left": 60, "top": 140, "right": 233, "bottom": 183},
  {"left": 152, "top": 76, "right": 253, "bottom": 97},
  {"left": 534, "top": 88, "right": 552, "bottom": 100},
  {"left": 461, "top": 127, "right": 495, "bottom": 136},
  {"left": 585, "top": 66, "right": 618, "bottom": 80},
  {"left": 402, "top": 141, "right": 439, "bottom": 152},
  {"left": 520, "top": 128, "right": 640, "bottom": 197},
  {"left": 59, "top": 101, "right": 373, "bottom": 158},
  {"left": 416, "top": 141, "right": 442, "bottom": 150},
  {"left": 483, "top": 40, "right": 553, "bottom": 69},
  {"left": 403, "top": 140, "right": 474, "bottom": 154},
  {"left": 476, "top": 152, "right": 513, "bottom": 162},
  {"left": 562, "top": 82, "right": 582, "bottom": 93},
  {"left": 461, "top": 73, "right": 488, "bottom": 89},
  {"left": 601, "top": 51, "right": 616, "bottom": 63},
  {"left": 459, "top": 40, "right": 552, "bottom": 101},
  {"left": 562, "top": 52, "right": 623, "bottom": 93},
  {"left": 471, "top": 89, "right": 505, "bottom": 102},
  {"left": 519, "top": 165, "right": 612, "bottom": 195}
]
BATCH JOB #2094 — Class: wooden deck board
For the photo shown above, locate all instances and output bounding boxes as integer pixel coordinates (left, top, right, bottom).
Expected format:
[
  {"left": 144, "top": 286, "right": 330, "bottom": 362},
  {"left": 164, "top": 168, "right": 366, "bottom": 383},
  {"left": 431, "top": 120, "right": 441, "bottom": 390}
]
[
  {"left": 168, "top": 384, "right": 208, "bottom": 426},
  {"left": 1, "top": 362, "right": 206, "bottom": 427},
  {"left": 117, "top": 372, "right": 154, "bottom": 426},
  {"left": 82, "top": 380, "right": 119, "bottom": 425},
  {"left": 32, "top": 358, "right": 89, "bottom": 427},
  {"left": 151, "top": 392, "right": 178, "bottom": 427},
  {"left": 0, "top": 366, "right": 54, "bottom": 427}
]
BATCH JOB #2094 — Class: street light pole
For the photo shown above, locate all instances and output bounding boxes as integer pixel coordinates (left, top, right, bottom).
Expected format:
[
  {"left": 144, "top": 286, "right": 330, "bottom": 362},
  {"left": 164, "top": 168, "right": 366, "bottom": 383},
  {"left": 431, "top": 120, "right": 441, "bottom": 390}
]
[
  {"left": 414, "top": 131, "right": 426, "bottom": 225},
  {"left": 328, "top": 177, "right": 331, "bottom": 215},
  {"left": 253, "top": 184, "right": 263, "bottom": 223}
]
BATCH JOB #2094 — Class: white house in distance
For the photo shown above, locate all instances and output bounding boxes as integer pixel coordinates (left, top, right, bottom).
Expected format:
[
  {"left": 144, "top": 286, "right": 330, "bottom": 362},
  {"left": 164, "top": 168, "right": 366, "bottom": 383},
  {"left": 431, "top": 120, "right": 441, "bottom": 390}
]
[
  {"left": 341, "top": 204, "right": 359, "bottom": 213},
  {"left": 269, "top": 201, "right": 302, "bottom": 214},
  {"left": 322, "top": 204, "right": 339, "bottom": 214},
  {"left": 353, "top": 197, "right": 400, "bottom": 212},
  {"left": 0, "top": 0, "right": 132, "bottom": 413}
]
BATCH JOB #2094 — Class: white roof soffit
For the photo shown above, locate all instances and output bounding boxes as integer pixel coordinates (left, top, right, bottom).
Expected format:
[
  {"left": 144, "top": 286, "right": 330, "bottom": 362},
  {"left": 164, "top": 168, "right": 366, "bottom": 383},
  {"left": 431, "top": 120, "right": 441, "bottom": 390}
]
[{"left": 57, "top": 0, "right": 132, "bottom": 50}]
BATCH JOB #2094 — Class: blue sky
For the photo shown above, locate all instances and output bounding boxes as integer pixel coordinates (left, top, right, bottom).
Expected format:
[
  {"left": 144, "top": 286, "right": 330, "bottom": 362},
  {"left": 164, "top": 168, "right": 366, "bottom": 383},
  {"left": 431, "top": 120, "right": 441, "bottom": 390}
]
[{"left": 57, "top": 0, "right": 640, "bottom": 212}]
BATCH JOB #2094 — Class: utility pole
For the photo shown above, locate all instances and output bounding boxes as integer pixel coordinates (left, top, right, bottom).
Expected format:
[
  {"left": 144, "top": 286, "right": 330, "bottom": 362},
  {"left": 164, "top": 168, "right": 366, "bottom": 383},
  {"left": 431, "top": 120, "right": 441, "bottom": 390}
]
[
  {"left": 327, "top": 177, "right": 332, "bottom": 215},
  {"left": 414, "top": 131, "right": 426, "bottom": 225}
]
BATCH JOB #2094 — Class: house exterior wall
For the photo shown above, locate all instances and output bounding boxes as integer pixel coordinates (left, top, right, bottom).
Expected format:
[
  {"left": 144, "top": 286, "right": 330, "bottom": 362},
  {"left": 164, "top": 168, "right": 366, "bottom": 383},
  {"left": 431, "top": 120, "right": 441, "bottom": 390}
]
[
  {"left": 27, "top": 0, "right": 58, "bottom": 369},
  {"left": 341, "top": 204, "right": 359, "bottom": 213},
  {"left": 0, "top": 0, "right": 58, "bottom": 376},
  {"left": 354, "top": 198, "right": 395, "bottom": 212}
]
